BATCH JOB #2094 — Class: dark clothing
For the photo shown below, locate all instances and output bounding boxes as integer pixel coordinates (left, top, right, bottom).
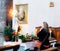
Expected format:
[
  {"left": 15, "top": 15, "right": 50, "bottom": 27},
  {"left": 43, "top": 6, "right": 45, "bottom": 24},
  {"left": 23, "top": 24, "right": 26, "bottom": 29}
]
[{"left": 37, "top": 29, "right": 50, "bottom": 50}]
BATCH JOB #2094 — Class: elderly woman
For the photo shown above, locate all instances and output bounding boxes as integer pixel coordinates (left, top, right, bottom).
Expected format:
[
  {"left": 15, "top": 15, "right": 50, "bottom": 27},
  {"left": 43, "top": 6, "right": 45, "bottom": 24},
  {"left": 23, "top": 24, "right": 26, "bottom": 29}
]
[{"left": 35, "top": 22, "right": 50, "bottom": 51}]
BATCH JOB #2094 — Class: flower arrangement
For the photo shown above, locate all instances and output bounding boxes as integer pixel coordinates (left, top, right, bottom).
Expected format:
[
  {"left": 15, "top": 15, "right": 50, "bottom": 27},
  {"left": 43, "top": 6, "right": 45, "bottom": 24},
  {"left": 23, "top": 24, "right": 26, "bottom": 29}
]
[
  {"left": 12, "top": 31, "right": 18, "bottom": 41},
  {"left": 4, "top": 27, "right": 13, "bottom": 41}
]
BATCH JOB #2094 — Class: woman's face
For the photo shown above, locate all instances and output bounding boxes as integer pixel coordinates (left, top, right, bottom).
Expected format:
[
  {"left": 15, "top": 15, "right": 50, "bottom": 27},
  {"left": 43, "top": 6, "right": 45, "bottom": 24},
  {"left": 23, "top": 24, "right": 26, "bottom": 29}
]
[
  {"left": 19, "top": 7, "right": 25, "bottom": 21},
  {"left": 20, "top": 12, "right": 25, "bottom": 19}
]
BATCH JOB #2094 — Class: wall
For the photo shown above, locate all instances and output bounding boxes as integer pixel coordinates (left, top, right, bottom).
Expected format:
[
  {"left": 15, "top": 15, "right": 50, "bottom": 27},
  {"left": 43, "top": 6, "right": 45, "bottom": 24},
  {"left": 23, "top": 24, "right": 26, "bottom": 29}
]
[
  {"left": 0, "top": 0, "right": 6, "bottom": 32},
  {"left": 13, "top": 0, "right": 60, "bottom": 34}
]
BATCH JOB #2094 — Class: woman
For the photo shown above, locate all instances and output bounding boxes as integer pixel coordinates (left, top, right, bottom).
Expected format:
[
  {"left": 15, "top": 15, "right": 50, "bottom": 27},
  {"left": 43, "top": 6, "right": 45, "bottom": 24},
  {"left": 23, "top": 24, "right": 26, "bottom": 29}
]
[{"left": 36, "top": 22, "right": 50, "bottom": 50}]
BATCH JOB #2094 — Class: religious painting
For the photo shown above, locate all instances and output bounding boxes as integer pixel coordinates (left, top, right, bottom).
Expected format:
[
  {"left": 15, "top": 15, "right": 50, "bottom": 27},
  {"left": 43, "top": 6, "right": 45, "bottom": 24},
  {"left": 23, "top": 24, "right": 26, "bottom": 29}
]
[{"left": 15, "top": 4, "right": 28, "bottom": 24}]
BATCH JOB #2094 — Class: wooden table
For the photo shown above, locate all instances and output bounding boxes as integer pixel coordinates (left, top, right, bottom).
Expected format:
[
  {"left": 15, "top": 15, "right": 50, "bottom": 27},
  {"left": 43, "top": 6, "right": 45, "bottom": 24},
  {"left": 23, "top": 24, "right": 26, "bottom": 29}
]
[
  {"left": 0, "top": 44, "right": 20, "bottom": 51},
  {"left": 41, "top": 47, "right": 58, "bottom": 51}
]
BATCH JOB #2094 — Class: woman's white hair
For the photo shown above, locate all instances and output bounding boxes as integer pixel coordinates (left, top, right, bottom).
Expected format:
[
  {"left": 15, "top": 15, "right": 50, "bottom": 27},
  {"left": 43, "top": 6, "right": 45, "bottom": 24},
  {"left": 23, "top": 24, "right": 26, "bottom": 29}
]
[{"left": 43, "top": 22, "right": 49, "bottom": 32}]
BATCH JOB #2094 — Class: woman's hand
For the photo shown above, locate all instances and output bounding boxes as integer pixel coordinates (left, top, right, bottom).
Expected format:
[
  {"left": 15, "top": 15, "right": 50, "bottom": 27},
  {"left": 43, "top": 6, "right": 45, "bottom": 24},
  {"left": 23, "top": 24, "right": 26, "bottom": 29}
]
[{"left": 35, "top": 40, "right": 42, "bottom": 49}]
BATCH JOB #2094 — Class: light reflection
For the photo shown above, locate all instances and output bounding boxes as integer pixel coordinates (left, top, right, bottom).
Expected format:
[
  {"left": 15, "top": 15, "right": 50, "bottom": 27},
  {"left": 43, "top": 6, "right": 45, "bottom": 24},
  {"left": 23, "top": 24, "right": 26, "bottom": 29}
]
[{"left": 8, "top": 7, "right": 13, "bottom": 20}]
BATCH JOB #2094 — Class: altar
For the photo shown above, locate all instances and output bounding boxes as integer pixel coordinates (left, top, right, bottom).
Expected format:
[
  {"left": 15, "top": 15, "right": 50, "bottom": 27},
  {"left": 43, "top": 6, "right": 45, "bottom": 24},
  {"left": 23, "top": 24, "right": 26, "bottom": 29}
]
[
  {"left": 3, "top": 41, "right": 36, "bottom": 51},
  {"left": 3, "top": 40, "right": 58, "bottom": 51}
]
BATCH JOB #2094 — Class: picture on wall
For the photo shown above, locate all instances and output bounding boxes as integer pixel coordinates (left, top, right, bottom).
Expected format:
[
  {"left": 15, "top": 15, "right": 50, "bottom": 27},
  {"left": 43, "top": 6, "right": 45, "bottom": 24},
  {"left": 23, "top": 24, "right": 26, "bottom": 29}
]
[
  {"left": 49, "top": 2, "right": 54, "bottom": 7},
  {"left": 15, "top": 4, "right": 28, "bottom": 24}
]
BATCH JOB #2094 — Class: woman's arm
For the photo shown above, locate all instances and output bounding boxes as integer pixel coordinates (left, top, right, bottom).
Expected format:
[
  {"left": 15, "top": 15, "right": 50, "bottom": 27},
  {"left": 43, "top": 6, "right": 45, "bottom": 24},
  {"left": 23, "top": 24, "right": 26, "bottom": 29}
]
[{"left": 35, "top": 40, "right": 42, "bottom": 49}]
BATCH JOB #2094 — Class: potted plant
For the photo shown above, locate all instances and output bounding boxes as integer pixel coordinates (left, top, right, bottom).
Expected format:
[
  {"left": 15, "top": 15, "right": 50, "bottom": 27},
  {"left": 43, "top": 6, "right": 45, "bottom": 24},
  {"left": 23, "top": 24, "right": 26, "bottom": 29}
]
[
  {"left": 4, "top": 27, "right": 13, "bottom": 41},
  {"left": 18, "top": 35, "right": 26, "bottom": 42}
]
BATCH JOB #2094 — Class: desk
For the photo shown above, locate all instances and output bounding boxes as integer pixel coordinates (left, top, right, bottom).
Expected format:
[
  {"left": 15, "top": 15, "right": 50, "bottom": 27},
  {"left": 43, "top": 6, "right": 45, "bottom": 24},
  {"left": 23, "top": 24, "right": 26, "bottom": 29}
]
[{"left": 0, "top": 44, "right": 20, "bottom": 51}]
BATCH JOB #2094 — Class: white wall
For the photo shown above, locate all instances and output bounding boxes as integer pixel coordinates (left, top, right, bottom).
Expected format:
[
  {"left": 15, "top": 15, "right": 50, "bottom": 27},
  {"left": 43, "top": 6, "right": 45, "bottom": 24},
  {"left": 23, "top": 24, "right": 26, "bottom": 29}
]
[
  {"left": 0, "top": 0, "right": 6, "bottom": 32},
  {"left": 13, "top": 0, "right": 60, "bottom": 34}
]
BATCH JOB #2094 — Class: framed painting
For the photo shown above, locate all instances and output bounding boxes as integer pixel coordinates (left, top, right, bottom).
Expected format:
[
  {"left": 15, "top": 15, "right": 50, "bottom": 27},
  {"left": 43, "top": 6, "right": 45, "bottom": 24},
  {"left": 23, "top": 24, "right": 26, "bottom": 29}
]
[
  {"left": 15, "top": 4, "right": 28, "bottom": 24},
  {"left": 49, "top": 2, "right": 54, "bottom": 7}
]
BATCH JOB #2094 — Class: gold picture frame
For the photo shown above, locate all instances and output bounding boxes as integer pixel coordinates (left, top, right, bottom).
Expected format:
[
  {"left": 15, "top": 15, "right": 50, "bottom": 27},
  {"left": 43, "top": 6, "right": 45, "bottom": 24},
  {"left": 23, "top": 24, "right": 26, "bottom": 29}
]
[
  {"left": 50, "top": 2, "right": 54, "bottom": 7},
  {"left": 15, "top": 4, "right": 28, "bottom": 24}
]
